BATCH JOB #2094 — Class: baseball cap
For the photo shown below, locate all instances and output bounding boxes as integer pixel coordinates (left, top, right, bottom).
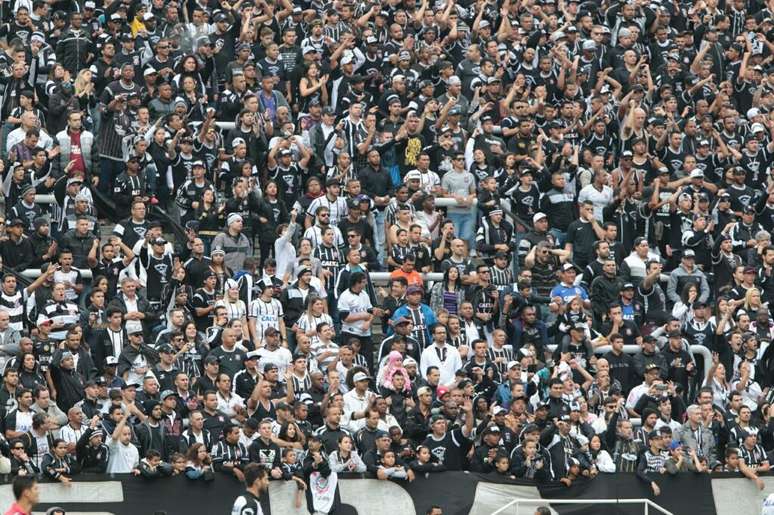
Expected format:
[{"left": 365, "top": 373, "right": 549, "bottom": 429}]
[
  {"left": 533, "top": 212, "right": 547, "bottom": 223},
  {"left": 406, "top": 285, "right": 423, "bottom": 295},
  {"left": 645, "top": 362, "right": 661, "bottom": 372},
  {"left": 160, "top": 390, "right": 178, "bottom": 401},
  {"left": 352, "top": 371, "right": 371, "bottom": 382},
  {"left": 689, "top": 168, "right": 704, "bottom": 179},
  {"left": 404, "top": 170, "right": 422, "bottom": 182},
  {"left": 682, "top": 249, "right": 696, "bottom": 258}
]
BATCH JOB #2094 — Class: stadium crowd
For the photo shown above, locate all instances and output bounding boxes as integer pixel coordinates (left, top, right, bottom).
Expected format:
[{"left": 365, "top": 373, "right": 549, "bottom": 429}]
[{"left": 2, "top": 0, "right": 774, "bottom": 511}]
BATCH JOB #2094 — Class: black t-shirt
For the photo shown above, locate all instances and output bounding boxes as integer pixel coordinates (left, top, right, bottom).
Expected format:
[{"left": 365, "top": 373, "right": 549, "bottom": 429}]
[
  {"left": 565, "top": 219, "right": 596, "bottom": 262},
  {"left": 421, "top": 428, "right": 471, "bottom": 471}
]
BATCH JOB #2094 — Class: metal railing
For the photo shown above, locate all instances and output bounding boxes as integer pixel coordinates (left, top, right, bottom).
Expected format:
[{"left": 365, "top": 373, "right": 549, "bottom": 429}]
[
  {"left": 545, "top": 343, "right": 711, "bottom": 368},
  {"left": 490, "top": 497, "right": 674, "bottom": 515}
]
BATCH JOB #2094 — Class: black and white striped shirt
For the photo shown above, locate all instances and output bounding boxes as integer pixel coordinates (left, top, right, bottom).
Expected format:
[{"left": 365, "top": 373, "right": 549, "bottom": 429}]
[
  {"left": 390, "top": 244, "right": 412, "bottom": 267},
  {"left": 739, "top": 443, "right": 767, "bottom": 467},
  {"left": 303, "top": 224, "right": 345, "bottom": 249},
  {"left": 307, "top": 195, "right": 349, "bottom": 227},
  {"left": 212, "top": 440, "right": 249, "bottom": 468},
  {"left": 385, "top": 200, "right": 416, "bottom": 227},
  {"left": 313, "top": 244, "right": 343, "bottom": 291},
  {"left": 0, "top": 288, "right": 28, "bottom": 332},
  {"left": 248, "top": 298, "right": 284, "bottom": 341},
  {"left": 641, "top": 449, "right": 668, "bottom": 473},
  {"left": 489, "top": 265, "right": 513, "bottom": 290},
  {"left": 37, "top": 300, "right": 80, "bottom": 341},
  {"left": 405, "top": 306, "right": 431, "bottom": 349},
  {"left": 289, "top": 372, "right": 312, "bottom": 399},
  {"left": 487, "top": 345, "right": 514, "bottom": 378}
]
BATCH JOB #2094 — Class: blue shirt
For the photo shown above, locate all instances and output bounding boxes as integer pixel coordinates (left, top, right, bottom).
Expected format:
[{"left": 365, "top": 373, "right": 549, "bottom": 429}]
[{"left": 549, "top": 284, "right": 589, "bottom": 304}]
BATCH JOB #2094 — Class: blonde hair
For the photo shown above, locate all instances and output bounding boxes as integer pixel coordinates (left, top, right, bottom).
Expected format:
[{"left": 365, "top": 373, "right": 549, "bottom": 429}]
[
  {"left": 744, "top": 287, "right": 762, "bottom": 312},
  {"left": 74, "top": 69, "right": 92, "bottom": 96}
]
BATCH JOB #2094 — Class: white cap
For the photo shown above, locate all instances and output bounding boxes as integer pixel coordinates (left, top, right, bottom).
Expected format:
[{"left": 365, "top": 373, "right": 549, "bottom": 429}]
[
  {"left": 747, "top": 108, "right": 761, "bottom": 119},
  {"left": 352, "top": 371, "right": 371, "bottom": 382},
  {"left": 752, "top": 122, "right": 766, "bottom": 133},
  {"left": 689, "top": 168, "right": 704, "bottom": 179},
  {"left": 533, "top": 212, "right": 547, "bottom": 223},
  {"left": 404, "top": 170, "right": 422, "bottom": 182}
]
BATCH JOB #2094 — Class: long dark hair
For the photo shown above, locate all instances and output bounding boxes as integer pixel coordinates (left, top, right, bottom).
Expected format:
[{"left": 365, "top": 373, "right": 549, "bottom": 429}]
[{"left": 443, "top": 265, "right": 462, "bottom": 291}]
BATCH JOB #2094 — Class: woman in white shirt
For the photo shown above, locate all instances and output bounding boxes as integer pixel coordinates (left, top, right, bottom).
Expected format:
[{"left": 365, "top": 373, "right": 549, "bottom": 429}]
[
  {"left": 588, "top": 434, "right": 615, "bottom": 473},
  {"left": 294, "top": 295, "right": 333, "bottom": 345},
  {"left": 216, "top": 279, "right": 247, "bottom": 326},
  {"left": 703, "top": 352, "right": 730, "bottom": 407},
  {"left": 328, "top": 434, "right": 366, "bottom": 473}
]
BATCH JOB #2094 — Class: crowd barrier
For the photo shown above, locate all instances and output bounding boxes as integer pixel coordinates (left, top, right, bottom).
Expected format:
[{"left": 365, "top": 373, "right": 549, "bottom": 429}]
[{"left": 1, "top": 471, "right": 764, "bottom": 515}]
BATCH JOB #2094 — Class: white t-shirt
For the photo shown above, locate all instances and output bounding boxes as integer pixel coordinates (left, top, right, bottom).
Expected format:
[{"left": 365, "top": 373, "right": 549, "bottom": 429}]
[
  {"left": 338, "top": 289, "right": 373, "bottom": 336},
  {"left": 255, "top": 346, "right": 292, "bottom": 379},
  {"left": 107, "top": 439, "right": 139, "bottom": 473},
  {"left": 578, "top": 183, "right": 614, "bottom": 220}
]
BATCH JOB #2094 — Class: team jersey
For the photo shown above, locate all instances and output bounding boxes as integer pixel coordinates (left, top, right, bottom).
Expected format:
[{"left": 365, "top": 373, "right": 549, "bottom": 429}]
[
  {"left": 231, "top": 490, "right": 263, "bottom": 515},
  {"left": 249, "top": 298, "right": 284, "bottom": 341}
]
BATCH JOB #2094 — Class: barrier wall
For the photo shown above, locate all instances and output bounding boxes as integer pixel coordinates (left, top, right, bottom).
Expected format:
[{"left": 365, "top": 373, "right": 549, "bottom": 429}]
[{"left": 0, "top": 471, "right": 743, "bottom": 515}]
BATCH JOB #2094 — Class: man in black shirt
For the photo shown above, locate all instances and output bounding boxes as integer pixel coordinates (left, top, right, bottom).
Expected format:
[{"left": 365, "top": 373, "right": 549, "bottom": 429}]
[
  {"left": 565, "top": 201, "right": 606, "bottom": 270},
  {"left": 421, "top": 399, "right": 474, "bottom": 471}
]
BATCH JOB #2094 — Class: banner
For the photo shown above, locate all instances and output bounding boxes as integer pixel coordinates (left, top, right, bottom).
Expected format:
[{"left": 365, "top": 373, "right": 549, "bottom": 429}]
[{"left": 0, "top": 472, "right": 721, "bottom": 515}]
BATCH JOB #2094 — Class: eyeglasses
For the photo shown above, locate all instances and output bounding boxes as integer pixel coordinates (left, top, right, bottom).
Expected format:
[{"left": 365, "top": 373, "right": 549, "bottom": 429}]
[
  {"left": 347, "top": 234, "right": 358, "bottom": 238},
  {"left": 319, "top": 213, "right": 329, "bottom": 217}
]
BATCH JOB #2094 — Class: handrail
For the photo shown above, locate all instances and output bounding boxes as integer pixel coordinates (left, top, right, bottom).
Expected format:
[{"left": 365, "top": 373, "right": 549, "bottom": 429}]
[
  {"left": 546, "top": 343, "right": 712, "bottom": 384},
  {"left": 490, "top": 497, "right": 674, "bottom": 515}
]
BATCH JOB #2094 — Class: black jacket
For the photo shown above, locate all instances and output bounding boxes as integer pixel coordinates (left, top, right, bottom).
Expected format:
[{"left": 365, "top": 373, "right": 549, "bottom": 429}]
[
  {"left": 55, "top": 28, "right": 92, "bottom": 75},
  {"left": 76, "top": 427, "right": 109, "bottom": 473},
  {"left": 0, "top": 236, "right": 34, "bottom": 271},
  {"left": 179, "top": 428, "right": 214, "bottom": 453},
  {"left": 41, "top": 451, "right": 80, "bottom": 480}
]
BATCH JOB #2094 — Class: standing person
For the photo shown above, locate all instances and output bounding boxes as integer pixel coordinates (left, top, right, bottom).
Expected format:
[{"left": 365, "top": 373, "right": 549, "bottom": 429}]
[
  {"left": 231, "top": 463, "right": 269, "bottom": 515},
  {"left": 440, "top": 152, "right": 476, "bottom": 253},
  {"left": 4, "top": 476, "right": 38, "bottom": 515},
  {"left": 106, "top": 410, "right": 139, "bottom": 474},
  {"left": 419, "top": 324, "right": 463, "bottom": 387},
  {"left": 338, "top": 272, "right": 379, "bottom": 373}
]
